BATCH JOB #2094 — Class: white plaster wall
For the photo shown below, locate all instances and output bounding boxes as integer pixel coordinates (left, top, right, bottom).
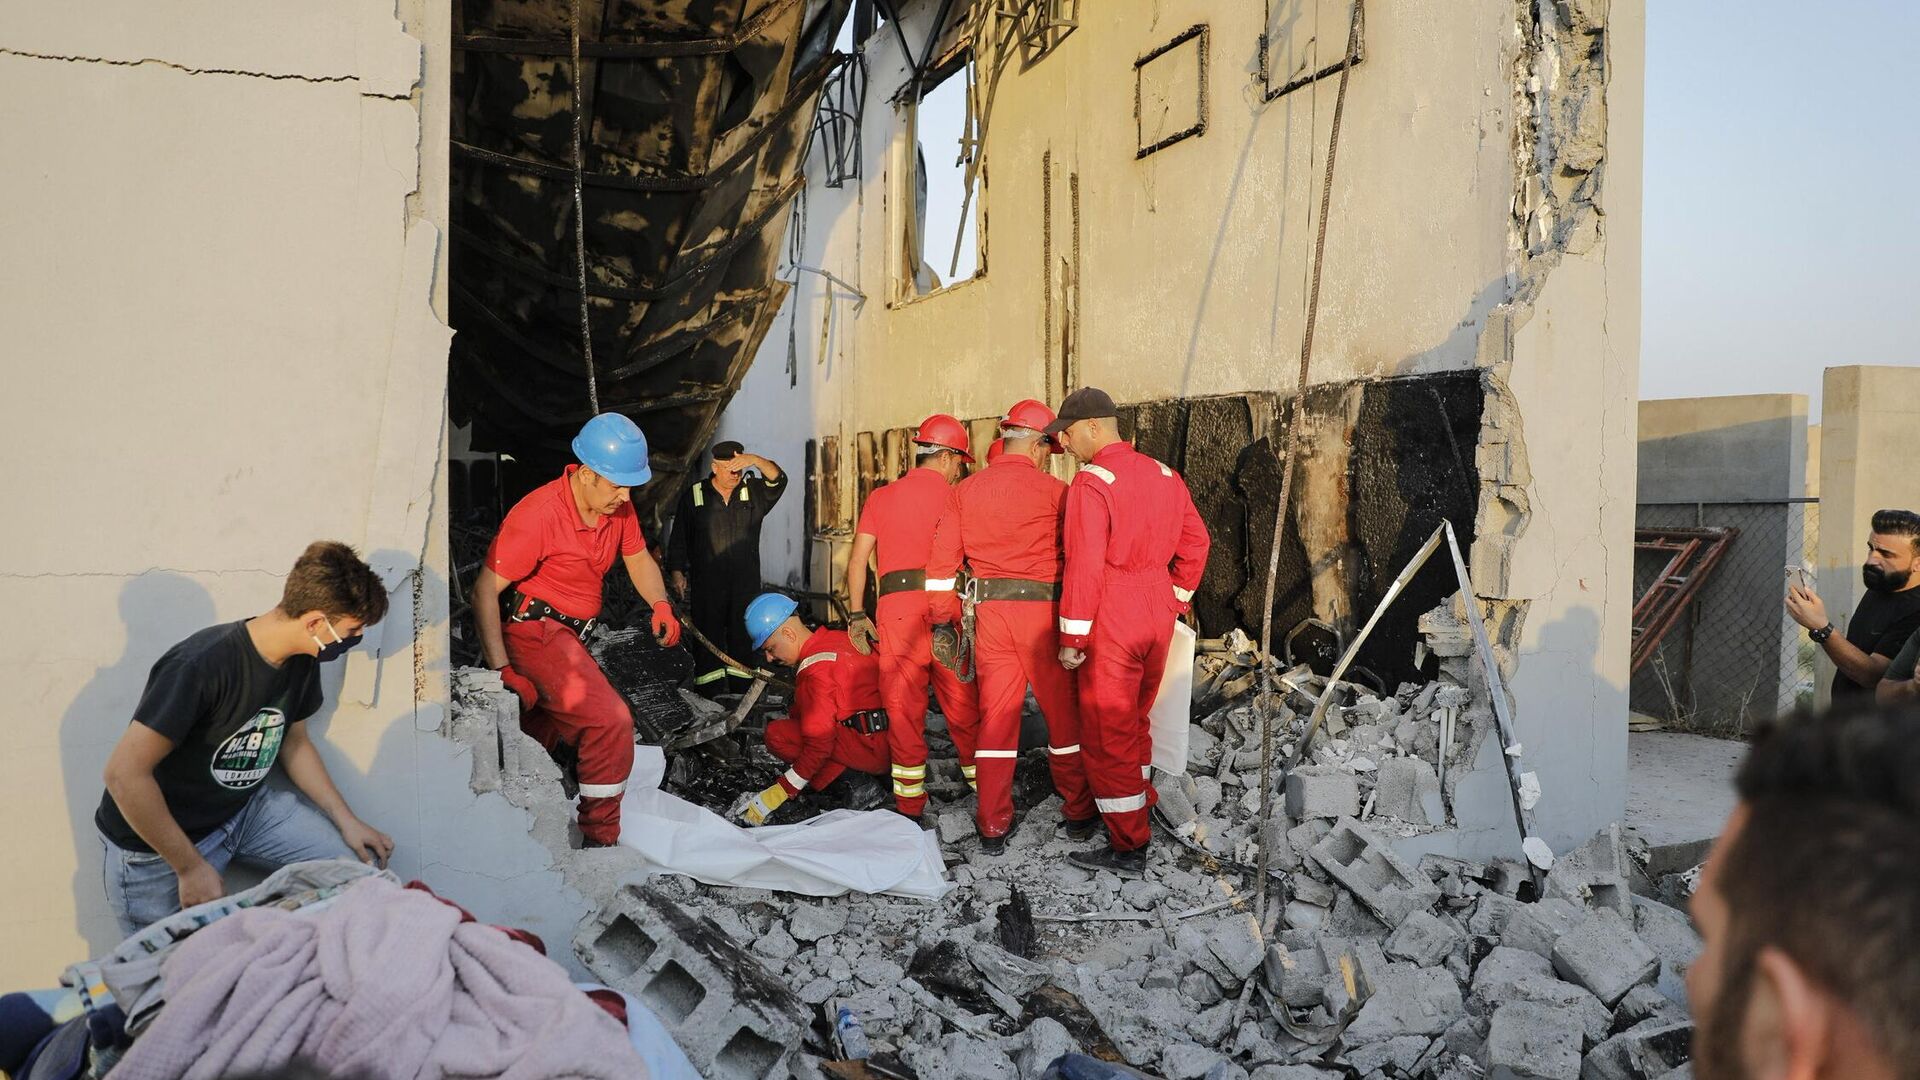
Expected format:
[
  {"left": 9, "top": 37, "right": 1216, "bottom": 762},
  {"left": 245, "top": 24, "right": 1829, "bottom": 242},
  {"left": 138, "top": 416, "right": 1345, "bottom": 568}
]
[
  {"left": 0, "top": 2, "right": 588, "bottom": 987},
  {"left": 726, "top": 0, "right": 1644, "bottom": 850}
]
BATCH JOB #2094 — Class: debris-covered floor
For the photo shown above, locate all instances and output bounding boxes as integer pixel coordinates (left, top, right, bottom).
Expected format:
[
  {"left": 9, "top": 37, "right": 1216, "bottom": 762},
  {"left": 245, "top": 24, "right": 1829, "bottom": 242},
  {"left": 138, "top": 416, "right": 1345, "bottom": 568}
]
[{"left": 451, "top": 607, "right": 1705, "bottom": 1080}]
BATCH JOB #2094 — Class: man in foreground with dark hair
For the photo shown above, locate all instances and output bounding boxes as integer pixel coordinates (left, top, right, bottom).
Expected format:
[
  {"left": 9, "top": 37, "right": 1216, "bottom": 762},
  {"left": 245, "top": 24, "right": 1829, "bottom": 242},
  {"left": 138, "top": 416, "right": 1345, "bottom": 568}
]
[
  {"left": 1786, "top": 507, "right": 1920, "bottom": 700},
  {"left": 96, "top": 541, "right": 394, "bottom": 935},
  {"left": 1689, "top": 701, "right": 1920, "bottom": 1080}
]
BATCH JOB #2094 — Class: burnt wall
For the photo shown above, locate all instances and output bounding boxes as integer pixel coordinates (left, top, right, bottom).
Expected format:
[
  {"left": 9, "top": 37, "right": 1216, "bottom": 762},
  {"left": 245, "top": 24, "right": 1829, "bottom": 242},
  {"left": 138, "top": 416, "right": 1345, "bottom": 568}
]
[{"left": 1123, "top": 370, "right": 1483, "bottom": 689}]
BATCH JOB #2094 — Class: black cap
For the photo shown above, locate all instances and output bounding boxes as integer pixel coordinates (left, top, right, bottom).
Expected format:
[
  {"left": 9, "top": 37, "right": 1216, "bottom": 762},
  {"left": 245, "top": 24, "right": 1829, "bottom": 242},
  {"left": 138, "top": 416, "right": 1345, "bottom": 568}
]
[
  {"left": 1042, "top": 387, "right": 1118, "bottom": 435},
  {"left": 711, "top": 440, "right": 744, "bottom": 460}
]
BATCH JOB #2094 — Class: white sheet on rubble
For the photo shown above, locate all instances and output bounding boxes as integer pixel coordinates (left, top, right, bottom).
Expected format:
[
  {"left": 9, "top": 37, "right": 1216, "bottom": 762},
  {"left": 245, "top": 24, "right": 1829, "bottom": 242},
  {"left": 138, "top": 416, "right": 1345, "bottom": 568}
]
[
  {"left": 617, "top": 747, "right": 950, "bottom": 900},
  {"left": 1149, "top": 620, "right": 1198, "bottom": 776}
]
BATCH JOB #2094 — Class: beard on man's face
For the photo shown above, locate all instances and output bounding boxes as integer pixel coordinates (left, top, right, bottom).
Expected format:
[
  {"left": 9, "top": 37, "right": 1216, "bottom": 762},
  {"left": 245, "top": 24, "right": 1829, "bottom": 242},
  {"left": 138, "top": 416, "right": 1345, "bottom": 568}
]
[
  {"left": 1863, "top": 563, "right": 1913, "bottom": 593},
  {"left": 1693, "top": 953, "right": 1754, "bottom": 1080}
]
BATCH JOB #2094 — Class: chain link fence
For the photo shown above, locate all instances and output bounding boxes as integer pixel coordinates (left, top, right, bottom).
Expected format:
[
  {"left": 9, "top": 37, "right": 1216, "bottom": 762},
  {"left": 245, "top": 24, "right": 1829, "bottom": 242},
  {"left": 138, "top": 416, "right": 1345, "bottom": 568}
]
[{"left": 1631, "top": 498, "right": 1820, "bottom": 735}]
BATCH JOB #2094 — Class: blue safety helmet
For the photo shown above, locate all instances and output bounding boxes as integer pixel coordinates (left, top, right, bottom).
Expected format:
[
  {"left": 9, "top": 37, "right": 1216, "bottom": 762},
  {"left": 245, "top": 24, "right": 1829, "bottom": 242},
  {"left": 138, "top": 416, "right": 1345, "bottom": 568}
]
[
  {"left": 572, "top": 412, "right": 653, "bottom": 487},
  {"left": 745, "top": 592, "right": 800, "bottom": 650}
]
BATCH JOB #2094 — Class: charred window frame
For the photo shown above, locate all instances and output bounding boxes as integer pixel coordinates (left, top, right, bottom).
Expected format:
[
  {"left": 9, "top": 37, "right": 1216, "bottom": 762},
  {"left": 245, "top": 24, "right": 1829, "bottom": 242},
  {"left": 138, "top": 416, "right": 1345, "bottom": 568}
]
[
  {"left": 894, "top": 47, "right": 985, "bottom": 302},
  {"left": 1259, "top": 0, "right": 1365, "bottom": 102}
]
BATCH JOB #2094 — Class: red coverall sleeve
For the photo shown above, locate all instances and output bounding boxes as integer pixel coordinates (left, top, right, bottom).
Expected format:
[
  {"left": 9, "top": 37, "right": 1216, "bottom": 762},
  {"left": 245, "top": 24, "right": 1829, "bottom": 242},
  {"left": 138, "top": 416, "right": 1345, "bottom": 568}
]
[
  {"left": 1058, "top": 477, "right": 1111, "bottom": 650},
  {"left": 925, "top": 487, "right": 965, "bottom": 624},
  {"left": 1169, "top": 477, "right": 1211, "bottom": 613},
  {"left": 779, "top": 662, "right": 840, "bottom": 795}
]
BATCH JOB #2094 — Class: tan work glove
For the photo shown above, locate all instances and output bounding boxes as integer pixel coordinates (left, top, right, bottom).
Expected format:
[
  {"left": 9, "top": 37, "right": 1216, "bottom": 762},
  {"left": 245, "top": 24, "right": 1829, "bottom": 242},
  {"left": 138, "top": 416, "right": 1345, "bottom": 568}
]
[{"left": 848, "top": 613, "right": 880, "bottom": 655}]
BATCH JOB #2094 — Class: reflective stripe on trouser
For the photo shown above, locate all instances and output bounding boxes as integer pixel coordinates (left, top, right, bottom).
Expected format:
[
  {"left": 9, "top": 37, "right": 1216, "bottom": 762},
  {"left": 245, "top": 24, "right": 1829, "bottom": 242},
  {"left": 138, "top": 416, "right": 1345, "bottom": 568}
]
[
  {"left": 504, "top": 619, "right": 635, "bottom": 845},
  {"left": 874, "top": 598, "right": 978, "bottom": 816},
  {"left": 970, "top": 600, "right": 1096, "bottom": 837},
  {"left": 764, "top": 716, "right": 892, "bottom": 792},
  {"left": 1076, "top": 585, "right": 1174, "bottom": 851}
]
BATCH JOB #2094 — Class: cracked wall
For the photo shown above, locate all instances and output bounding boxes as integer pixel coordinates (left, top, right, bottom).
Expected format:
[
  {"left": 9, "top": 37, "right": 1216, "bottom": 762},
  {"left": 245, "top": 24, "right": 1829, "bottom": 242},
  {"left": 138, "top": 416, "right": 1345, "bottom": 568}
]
[
  {"left": 719, "top": 0, "right": 1641, "bottom": 851},
  {"left": 0, "top": 1, "right": 594, "bottom": 985}
]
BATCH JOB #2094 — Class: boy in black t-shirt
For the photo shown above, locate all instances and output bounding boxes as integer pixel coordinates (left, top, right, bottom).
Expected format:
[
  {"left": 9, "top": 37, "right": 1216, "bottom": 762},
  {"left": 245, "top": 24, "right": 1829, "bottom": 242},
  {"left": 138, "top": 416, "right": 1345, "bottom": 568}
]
[
  {"left": 1787, "top": 509, "right": 1920, "bottom": 702},
  {"left": 97, "top": 542, "right": 394, "bottom": 935}
]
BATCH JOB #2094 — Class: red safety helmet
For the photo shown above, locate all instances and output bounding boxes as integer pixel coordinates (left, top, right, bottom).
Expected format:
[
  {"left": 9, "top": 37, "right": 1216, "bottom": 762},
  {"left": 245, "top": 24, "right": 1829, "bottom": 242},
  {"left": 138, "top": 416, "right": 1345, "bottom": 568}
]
[
  {"left": 914, "top": 413, "right": 974, "bottom": 462},
  {"left": 1000, "top": 398, "right": 1063, "bottom": 454}
]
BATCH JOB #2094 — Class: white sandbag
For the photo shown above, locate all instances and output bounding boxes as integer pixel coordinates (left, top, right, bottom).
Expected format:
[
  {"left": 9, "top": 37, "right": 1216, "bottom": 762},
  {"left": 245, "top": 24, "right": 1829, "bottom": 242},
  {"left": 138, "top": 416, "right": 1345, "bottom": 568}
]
[
  {"left": 617, "top": 747, "right": 949, "bottom": 900},
  {"left": 1149, "top": 620, "right": 1197, "bottom": 776}
]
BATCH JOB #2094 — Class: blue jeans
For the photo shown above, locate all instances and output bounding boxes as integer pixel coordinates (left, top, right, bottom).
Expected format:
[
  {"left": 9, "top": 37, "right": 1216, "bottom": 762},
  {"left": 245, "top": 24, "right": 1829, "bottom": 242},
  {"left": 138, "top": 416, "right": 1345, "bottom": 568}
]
[{"left": 100, "top": 784, "right": 355, "bottom": 937}]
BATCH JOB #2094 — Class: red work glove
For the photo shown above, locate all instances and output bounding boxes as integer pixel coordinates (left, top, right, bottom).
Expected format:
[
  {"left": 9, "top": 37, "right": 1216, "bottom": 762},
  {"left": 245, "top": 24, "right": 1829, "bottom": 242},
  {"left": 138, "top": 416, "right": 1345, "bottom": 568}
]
[
  {"left": 651, "top": 601, "right": 683, "bottom": 647},
  {"left": 497, "top": 665, "right": 538, "bottom": 713}
]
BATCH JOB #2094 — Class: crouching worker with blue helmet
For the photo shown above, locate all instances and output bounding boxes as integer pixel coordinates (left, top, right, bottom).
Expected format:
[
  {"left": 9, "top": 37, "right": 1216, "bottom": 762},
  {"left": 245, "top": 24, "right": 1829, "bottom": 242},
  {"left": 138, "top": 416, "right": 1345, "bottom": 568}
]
[
  {"left": 730, "top": 593, "right": 900, "bottom": 826},
  {"left": 471, "top": 412, "right": 682, "bottom": 848}
]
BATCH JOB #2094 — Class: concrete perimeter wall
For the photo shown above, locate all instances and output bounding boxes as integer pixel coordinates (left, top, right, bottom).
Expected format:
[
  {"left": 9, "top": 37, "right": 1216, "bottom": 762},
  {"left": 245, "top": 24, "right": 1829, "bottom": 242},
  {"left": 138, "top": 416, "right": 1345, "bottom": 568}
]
[
  {"left": 1633, "top": 395, "right": 1809, "bottom": 729},
  {"left": 1814, "top": 365, "right": 1920, "bottom": 705},
  {"left": 0, "top": 2, "right": 589, "bottom": 988}
]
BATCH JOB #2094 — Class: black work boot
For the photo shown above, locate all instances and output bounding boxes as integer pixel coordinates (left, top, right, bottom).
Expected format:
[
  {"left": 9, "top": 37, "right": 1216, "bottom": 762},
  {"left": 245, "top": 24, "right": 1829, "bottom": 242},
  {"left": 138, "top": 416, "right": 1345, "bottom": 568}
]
[
  {"left": 1061, "top": 816, "right": 1100, "bottom": 843},
  {"left": 979, "top": 817, "right": 1017, "bottom": 856},
  {"left": 1068, "top": 844, "right": 1148, "bottom": 877}
]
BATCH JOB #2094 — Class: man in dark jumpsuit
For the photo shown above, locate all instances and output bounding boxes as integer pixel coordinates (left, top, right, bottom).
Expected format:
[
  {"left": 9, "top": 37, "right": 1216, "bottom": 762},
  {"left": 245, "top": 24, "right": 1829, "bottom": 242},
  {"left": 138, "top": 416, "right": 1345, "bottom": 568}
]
[{"left": 666, "top": 441, "right": 786, "bottom": 694}]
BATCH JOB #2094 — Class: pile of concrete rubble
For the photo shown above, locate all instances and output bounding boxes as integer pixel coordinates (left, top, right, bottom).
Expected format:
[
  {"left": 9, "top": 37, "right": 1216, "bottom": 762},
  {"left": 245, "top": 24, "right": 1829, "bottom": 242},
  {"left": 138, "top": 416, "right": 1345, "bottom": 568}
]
[
  {"left": 453, "top": 605, "right": 1703, "bottom": 1080},
  {"left": 570, "top": 782, "right": 1699, "bottom": 1080}
]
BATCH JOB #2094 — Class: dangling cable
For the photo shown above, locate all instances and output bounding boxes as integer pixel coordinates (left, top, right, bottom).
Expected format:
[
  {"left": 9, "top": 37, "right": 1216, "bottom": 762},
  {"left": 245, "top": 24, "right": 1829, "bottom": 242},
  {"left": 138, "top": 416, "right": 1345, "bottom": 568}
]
[{"left": 569, "top": 0, "right": 600, "bottom": 415}]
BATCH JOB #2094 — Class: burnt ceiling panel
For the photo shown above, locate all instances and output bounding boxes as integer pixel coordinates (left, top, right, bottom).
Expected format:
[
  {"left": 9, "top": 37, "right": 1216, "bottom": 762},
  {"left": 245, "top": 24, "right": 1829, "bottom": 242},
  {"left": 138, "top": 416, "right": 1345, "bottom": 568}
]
[{"left": 451, "top": 0, "right": 851, "bottom": 531}]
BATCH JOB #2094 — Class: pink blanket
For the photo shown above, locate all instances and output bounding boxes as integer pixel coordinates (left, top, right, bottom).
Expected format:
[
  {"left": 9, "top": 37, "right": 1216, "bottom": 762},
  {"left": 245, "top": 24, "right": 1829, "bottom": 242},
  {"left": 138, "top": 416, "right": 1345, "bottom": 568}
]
[{"left": 109, "top": 877, "right": 648, "bottom": 1080}]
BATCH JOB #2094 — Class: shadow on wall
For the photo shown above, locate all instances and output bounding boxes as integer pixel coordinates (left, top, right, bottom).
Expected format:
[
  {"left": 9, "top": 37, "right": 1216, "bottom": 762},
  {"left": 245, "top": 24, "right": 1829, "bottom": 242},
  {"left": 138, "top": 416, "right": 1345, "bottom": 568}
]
[
  {"left": 60, "top": 572, "right": 218, "bottom": 960},
  {"left": 1517, "top": 603, "right": 1627, "bottom": 844}
]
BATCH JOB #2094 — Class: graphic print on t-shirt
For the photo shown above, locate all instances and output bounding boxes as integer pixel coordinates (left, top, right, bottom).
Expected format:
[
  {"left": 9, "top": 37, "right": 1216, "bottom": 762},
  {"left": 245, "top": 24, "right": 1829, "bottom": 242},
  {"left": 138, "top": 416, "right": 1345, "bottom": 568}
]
[{"left": 210, "top": 708, "right": 286, "bottom": 789}]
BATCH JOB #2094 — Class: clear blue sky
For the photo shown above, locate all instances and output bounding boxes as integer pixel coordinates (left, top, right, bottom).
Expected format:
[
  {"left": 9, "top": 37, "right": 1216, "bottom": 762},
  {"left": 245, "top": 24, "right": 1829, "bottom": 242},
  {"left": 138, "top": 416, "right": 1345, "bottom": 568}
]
[{"left": 1641, "top": 0, "right": 1919, "bottom": 417}]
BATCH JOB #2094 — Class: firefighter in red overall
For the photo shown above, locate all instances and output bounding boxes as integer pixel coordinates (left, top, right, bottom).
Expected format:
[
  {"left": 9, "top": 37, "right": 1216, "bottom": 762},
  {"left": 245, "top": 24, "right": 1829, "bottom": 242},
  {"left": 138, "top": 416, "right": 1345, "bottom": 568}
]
[
  {"left": 844, "top": 414, "right": 983, "bottom": 818},
  {"left": 731, "top": 593, "right": 894, "bottom": 825},
  {"left": 1045, "top": 388, "right": 1210, "bottom": 875},
  {"left": 471, "top": 413, "right": 683, "bottom": 848},
  {"left": 926, "top": 400, "right": 1097, "bottom": 853}
]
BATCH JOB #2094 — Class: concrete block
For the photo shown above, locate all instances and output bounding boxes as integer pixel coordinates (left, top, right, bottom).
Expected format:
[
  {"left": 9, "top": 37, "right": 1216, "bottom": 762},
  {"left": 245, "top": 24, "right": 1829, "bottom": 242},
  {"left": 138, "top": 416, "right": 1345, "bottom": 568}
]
[
  {"left": 1262, "top": 944, "right": 1328, "bottom": 1008},
  {"left": 1374, "top": 757, "right": 1445, "bottom": 825},
  {"left": 1484, "top": 1001, "right": 1582, "bottom": 1079},
  {"left": 1468, "top": 893, "right": 1523, "bottom": 938},
  {"left": 1346, "top": 1035, "right": 1431, "bottom": 1076},
  {"left": 787, "top": 902, "right": 849, "bottom": 943},
  {"left": 1469, "top": 946, "right": 1554, "bottom": 1006},
  {"left": 1283, "top": 900, "right": 1328, "bottom": 932},
  {"left": 1502, "top": 974, "right": 1610, "bottom": 1045},
  {"left": 1614, "top": 984, "right": 1684, "bottom": 1029},
  {"left": 1344, "top": 967, "right": 1463, "bottom": 1043},
  {"left": 1208, "top": 916, "right": 1268, "bottom": 982},
  {"left": 936, "top": 809, "right": 973, "bottom": 845},
  {"left": 576, "top": 885, "right": 805, "bottom": 1079},
  {"left": 753, "top": 924, "right": 799, "bottom": 962},
  {"left": 968, "top": 940, "right": 1051, "bottom": 1000},
  {"left": 1631, "top": 895, "right": 1702, "bottom": 1006},
  {"left": 1550, "top": 909, "right": 1660, "bottom": 1008},
  {"left": 1187, "top": 1001, "right": 1234, "bottom": 1045},
  {"left": 1501, "top": 898, "right": 1586, "bottom": 959},
  {"left": 1161, "top": 1042, "right": 1229, "bottom": 1079},
  {"left": 1543, "top": 824, "right": 1633, "bottom": 919},
  {"left": 1308, "top": 817, "right": 1444, "bottom": 927},
  {"left": 1181, "top": 970, "right": 1225, "bottom": 1007},
  {"left": 1285, "top": 767, "right": 1361, "bottom": 820},
  {"left": 1580, "top": 1019, "right": 1692, "bottom": 1080},
  {"left": 1291, "top": 876, "right": 1337, "bottom": 908},
  {"left": 1016, "top": 1017, "right": 1079, "bottom": 1080},
  {"left": 1385, "top": 910, "right": 1462, "bottom": 967},
  {"left": 1249, "top": 1068, "right": 1344, "bottom": 1080}
]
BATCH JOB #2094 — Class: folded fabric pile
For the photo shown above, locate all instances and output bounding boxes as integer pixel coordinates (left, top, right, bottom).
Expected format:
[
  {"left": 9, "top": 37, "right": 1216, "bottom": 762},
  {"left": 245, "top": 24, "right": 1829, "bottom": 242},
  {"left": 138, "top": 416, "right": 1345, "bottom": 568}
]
[
  {"left": 16, "top": 861, "right": 670, "bottom": 1079},
  {"left": 106, "top": 875, "right": 649, "bottom": 1079}
]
